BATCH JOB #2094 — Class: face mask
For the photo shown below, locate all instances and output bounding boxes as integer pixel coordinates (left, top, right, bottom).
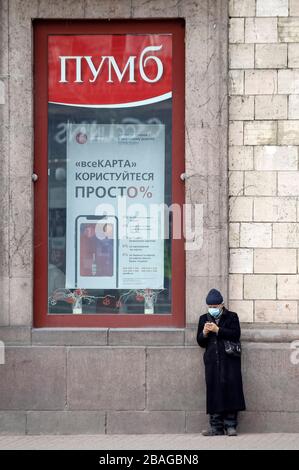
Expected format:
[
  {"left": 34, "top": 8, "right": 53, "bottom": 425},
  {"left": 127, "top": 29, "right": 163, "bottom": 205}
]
[{"left": 208, "top": 307, "right": 221, "bottom": 317}]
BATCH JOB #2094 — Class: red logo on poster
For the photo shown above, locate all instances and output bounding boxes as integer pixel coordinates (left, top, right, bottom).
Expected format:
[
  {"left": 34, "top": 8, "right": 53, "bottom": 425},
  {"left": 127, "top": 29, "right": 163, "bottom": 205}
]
[
  {"left": 48, "top": 35, "right": 172, "bottom": 107},
  {"left": 76, "top": 133, "right": 87, "bottom": 144}
]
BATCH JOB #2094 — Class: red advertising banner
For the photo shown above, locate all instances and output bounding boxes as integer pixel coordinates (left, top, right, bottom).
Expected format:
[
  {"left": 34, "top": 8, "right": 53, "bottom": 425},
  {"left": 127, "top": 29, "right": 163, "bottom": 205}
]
[{"left": 48, "top": 34, "right": 172, "bottom": 107}]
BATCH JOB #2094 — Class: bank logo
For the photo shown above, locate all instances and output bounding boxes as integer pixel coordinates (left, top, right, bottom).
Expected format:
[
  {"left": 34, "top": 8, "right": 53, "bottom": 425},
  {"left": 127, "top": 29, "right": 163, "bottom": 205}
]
[
  {"left": 76, "top": 133, "right": 87, "bottom": 144},
  {"left": 59, "top": 46, "right": 164, "bottom": 85}
]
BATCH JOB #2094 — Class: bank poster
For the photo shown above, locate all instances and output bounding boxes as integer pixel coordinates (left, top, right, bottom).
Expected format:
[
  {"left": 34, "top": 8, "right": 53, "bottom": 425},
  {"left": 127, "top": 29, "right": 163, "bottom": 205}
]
[{"left": 65, "top": 123, "right": 165, "bottom": 289}]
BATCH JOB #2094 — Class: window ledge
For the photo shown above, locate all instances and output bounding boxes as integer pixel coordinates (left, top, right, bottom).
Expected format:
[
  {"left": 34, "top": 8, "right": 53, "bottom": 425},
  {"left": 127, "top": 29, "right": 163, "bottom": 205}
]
[{"left": 0, "top": 325, "right": 297, "bottom": 346}]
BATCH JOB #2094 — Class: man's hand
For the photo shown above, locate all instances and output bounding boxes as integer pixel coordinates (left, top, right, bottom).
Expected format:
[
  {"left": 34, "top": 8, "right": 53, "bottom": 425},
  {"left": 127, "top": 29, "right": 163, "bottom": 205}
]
[
  {"left": 203, "top": 323, "right": 210, "bottom": 336},
  {"left": 206, "top": 322, "right": 219, "bottom": 334}
]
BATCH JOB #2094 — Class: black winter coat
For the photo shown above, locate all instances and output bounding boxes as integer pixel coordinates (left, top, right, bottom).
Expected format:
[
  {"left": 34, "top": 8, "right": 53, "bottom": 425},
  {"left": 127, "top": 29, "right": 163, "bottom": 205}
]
[{"left": 197, "top": 307, "right": 246, "bottom": 415}]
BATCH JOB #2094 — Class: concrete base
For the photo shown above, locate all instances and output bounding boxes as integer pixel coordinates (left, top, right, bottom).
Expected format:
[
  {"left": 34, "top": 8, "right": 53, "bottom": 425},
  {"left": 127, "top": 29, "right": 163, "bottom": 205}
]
[{"left": 0, "top": 327, "right": 298, "bottom": 434}]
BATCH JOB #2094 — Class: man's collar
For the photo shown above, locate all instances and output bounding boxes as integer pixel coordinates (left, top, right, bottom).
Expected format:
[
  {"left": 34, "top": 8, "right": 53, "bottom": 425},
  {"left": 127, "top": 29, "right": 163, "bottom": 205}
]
[{"left": 221, "top": 306, "right": 228, "bottom": 315}]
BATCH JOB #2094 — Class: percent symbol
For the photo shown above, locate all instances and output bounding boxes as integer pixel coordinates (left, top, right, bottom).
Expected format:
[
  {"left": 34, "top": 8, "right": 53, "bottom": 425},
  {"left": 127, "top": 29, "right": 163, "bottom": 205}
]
[{"left": 140, "top": 186, "right": 153, "bottom": 198}]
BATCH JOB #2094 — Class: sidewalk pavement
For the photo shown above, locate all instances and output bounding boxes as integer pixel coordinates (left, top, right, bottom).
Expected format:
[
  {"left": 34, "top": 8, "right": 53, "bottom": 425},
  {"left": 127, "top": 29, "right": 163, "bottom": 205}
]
[{"left": 0, "top": 433, "right": 298, "bottom": 450}]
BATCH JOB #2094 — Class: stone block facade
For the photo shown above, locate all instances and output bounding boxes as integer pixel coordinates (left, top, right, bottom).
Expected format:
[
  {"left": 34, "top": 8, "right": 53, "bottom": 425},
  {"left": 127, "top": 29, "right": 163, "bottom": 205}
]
[{"left": 229, "top": 0, "right": 299, "bottom": 324}]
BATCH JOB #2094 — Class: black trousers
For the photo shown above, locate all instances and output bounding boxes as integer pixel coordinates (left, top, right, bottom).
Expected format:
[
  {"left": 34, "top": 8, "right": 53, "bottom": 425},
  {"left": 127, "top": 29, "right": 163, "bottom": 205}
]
[{"left": 209, "top": 411, "right": 238, "bottom": 430}]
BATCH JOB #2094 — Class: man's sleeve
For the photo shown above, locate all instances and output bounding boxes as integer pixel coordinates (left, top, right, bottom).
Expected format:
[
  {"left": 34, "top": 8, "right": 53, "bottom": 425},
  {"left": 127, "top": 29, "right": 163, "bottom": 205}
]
[
  {"left": 217, "top": 313, "right": 241, "bottom": 341},
  {"left": 196, "top": 315, "right": 209, "bottom": 348}
]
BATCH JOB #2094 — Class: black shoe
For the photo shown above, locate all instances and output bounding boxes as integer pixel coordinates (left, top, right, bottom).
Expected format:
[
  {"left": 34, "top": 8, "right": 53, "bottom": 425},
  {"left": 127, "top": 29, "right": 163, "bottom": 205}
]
[
  {"left": 226, "top": 427, "right": 237, "bottom": 436},
  {"left": 201, "top": 428, "right": 224, "bottom": 436}
]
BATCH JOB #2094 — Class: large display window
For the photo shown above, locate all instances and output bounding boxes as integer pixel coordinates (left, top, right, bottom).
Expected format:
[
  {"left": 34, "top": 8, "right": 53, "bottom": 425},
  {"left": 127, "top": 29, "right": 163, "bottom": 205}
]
[{"left": 34, "top": 20, "right": 185, "bottom": 327}]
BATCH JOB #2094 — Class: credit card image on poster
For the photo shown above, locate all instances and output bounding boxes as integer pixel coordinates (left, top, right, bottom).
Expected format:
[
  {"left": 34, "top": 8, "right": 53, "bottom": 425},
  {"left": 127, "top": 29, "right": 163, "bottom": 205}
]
[{"left": 75, "top": 215, "right": 118, "bottom": 289}]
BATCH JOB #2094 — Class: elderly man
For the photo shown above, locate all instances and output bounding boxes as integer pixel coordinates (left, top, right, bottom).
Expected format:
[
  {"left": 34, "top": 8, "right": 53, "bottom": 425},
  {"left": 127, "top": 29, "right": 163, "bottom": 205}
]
[{"left": 196, "top": 288, "right": 246, "bottom": 436}]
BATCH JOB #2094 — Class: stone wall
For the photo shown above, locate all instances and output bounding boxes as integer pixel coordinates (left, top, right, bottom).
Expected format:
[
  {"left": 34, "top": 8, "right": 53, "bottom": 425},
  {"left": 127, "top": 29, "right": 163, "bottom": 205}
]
[
  {"left": 228, "top": 0, "right": 299, "bottom": 324},
  {"left": 0, "top": 328, "right": 298, "bottom": 434},
  {"left": 0, "top": 0, "right": 228, "bottom": 328}
]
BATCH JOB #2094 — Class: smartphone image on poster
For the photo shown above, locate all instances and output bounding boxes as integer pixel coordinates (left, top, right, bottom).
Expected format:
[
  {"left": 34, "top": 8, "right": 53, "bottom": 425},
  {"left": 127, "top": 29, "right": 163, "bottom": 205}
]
[{"left": 75, "top": 215, "right": 118, "bottom": 289}]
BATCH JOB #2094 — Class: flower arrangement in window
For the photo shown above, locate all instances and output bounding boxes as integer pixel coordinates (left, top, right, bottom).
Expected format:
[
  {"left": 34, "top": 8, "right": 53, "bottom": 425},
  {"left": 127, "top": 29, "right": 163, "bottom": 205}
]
[{"left": 48, "top": 287, "right": 164, "bottom": 314}]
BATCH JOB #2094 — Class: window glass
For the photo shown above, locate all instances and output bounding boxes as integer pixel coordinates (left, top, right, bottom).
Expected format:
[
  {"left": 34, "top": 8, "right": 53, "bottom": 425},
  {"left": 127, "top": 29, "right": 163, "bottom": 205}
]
[{"left": 47, "top": 34, "right": 172, "bottom": 315}]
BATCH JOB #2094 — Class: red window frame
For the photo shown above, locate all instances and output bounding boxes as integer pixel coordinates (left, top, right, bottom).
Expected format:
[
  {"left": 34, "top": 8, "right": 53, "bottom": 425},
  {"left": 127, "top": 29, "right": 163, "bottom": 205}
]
[{"left": 34, "top": 19, "right": 185, "bottom": 328}]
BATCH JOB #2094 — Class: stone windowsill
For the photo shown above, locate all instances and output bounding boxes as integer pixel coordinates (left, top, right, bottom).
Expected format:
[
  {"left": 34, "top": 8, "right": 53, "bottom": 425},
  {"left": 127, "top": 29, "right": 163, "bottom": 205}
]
[{"left": 0, "top": 324, "right": 299, "bottom": 346}]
